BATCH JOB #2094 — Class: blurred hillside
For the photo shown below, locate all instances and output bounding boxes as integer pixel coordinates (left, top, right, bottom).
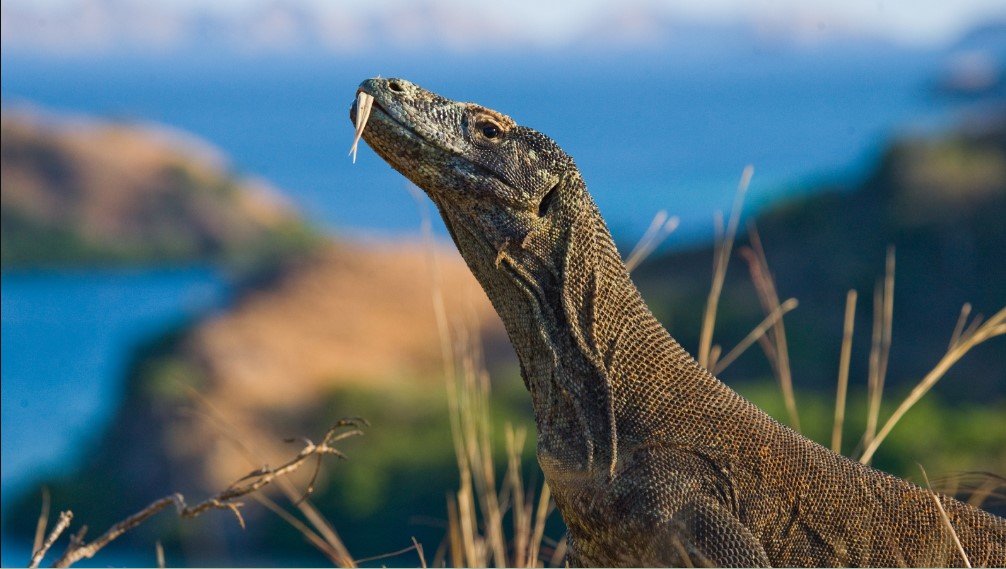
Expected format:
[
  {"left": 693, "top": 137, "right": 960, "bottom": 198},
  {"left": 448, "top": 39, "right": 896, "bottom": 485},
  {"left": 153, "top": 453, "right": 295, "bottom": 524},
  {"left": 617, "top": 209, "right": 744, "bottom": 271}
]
[
  {"left": 5, "top": 238, "right": 522, "bottom": 565},
  {"left": 635, "top": 109, "right": 1006, "bottom": 403},
  {"left": 0, "top": 110, "right": 317, "bottom": 269}
]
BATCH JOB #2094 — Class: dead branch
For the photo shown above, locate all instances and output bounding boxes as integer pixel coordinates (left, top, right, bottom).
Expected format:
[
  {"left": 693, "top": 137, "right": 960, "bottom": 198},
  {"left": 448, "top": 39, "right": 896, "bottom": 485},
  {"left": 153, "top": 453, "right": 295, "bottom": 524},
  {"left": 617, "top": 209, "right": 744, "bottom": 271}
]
[
  {"left": 180, "top": 390, "right": 357, "bottom": 567},
  {"left": 31, "top": 420, "right": 365, "bottom": 568},
  {"left": 30, "top": 511, "right": 72, "bottom": 568}
]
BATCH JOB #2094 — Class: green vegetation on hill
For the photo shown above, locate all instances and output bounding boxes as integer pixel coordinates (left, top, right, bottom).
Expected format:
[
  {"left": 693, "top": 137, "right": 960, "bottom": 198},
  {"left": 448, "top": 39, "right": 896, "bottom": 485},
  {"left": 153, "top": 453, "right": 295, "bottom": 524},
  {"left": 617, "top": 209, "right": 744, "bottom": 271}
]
[
  {"left": 0, "top": 110, "right": 319, "bottom": 270},
  {"left": 635, "top": 113, "right": 1006, "bottom": 403}
]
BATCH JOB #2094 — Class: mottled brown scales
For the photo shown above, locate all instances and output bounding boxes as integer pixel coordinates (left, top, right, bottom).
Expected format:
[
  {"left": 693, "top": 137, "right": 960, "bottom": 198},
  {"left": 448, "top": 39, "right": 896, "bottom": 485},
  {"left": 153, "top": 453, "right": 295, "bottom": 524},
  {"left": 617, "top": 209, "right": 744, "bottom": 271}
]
[{"left": 350, "top": 77, "right": 1006, "bottom": 567}]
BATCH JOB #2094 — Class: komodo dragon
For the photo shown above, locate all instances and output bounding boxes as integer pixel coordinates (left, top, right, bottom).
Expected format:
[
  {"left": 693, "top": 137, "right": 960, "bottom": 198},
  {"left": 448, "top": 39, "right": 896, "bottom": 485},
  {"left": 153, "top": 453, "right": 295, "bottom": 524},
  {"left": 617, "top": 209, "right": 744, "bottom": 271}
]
[{"left": 348, "top": 77, "right": 1006, "bottom": 567}]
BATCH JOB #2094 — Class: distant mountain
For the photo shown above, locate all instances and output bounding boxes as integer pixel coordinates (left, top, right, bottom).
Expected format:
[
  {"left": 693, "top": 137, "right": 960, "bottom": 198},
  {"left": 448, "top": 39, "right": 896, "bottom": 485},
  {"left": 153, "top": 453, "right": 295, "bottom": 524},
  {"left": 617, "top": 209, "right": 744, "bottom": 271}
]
[
  {"left": 1, "top": 109, "right": 318, "bottom": 268},
  {"left": 0, "top": 0, "right": 902, "bottom": 57},
  {"left": 935, "top": 21, "right": 1006, "bottom": 98}
]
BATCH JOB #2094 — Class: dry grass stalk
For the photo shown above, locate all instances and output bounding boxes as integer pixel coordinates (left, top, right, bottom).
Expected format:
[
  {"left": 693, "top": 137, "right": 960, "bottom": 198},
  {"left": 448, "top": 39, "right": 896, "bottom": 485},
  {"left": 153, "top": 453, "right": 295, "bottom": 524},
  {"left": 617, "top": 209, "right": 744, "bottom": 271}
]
[
  {"left": 442, "top": 305, "right": 547, "bottom": 566},
  {"left": 707, "top": 344, "right": 723, "bottom": 375},
  {"left": 252, "top": 493, "right": 342, "bottom": 562},
  {"left": 948, "top": 303, "right": 972, "bottom": 350},
  {"left": 920, "top": 467, "right": 973, "bottom": 568},
  {"left": 712, "top": 297, "right": 798, "bottom": 375},
  {"left": 830, "top": 290, "right": 858, "bottom": 454},
  {"left": 443, "top": 321, "right": 555, "bottom": 567},
  {"left": 965, "top": 475, "right": 1006, "bottom": 509},
  {"left": 32, "top": 487, "right": 52, "bottom": 556},
  {"left": 624, "top": 210, "right": 680, "bottom": 273},
  {"left": 863, "top": 248, "right": 895, "bottom": 457},
  {"left": 30, "top": 421, "right": 363, "bottom": 568},
  {"left": 859, "top": 306, "right": 1005, "bottom": 464},
  {"left": 548, "top": 536, "right": 569, "bottom": 567},
  {"left": 506, "top": 428, "right": 529, "bottom": 566},
  {"left": 863, "top": 281, "right": 883, "bottom": 452},
  {"left": 418, "top": 189, "right": 557, "bottom": 568},
  {"left": 155, "top": 540, "right": 165, "bottom": 569},
  {"left": 740, "top": 226, "right": 800, "bottom": 432},
  {"left": 698, "top": 165, "right": 754, "bottom": 369}
]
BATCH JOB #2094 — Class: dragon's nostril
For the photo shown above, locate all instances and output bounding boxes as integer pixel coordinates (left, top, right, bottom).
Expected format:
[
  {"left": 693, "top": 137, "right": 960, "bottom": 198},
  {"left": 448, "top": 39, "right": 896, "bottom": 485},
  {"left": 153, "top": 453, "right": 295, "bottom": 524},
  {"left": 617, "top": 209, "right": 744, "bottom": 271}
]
[{"left": 388, "top": 80, "right": 405, "bottom": 93}]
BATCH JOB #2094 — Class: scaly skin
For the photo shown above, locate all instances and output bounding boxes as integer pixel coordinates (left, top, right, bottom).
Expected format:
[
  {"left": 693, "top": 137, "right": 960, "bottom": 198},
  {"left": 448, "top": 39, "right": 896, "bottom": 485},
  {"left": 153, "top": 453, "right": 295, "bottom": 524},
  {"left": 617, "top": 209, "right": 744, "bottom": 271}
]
[{"left": 349, "top": 77, "right": 1006, "bottom": 567}]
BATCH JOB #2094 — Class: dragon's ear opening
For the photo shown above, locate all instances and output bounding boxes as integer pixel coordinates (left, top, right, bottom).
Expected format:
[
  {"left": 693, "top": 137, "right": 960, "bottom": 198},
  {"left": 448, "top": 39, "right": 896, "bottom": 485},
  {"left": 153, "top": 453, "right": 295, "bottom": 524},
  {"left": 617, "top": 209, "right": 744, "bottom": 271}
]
[{"left": 538, "top": 179, "right": 560, "bottom": 217}]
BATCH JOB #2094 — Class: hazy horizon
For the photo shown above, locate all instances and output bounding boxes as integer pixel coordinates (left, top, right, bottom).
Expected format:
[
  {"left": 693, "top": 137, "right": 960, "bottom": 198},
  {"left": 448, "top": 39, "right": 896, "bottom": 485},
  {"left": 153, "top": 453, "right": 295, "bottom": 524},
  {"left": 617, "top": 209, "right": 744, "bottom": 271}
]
[{"left": 3, "top": 0, "right": 1005, "bottom": 59}]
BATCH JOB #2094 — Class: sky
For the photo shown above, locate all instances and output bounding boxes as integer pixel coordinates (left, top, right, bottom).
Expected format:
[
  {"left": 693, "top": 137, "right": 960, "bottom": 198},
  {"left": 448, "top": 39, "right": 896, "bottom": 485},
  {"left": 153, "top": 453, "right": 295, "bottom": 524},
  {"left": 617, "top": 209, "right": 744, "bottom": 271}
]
[
  {"left": 8, "top": 0, "right": 1006, "bottom": 49},
  {"left": 329, "top": 0, "right": 1006, "bottom": 46}
]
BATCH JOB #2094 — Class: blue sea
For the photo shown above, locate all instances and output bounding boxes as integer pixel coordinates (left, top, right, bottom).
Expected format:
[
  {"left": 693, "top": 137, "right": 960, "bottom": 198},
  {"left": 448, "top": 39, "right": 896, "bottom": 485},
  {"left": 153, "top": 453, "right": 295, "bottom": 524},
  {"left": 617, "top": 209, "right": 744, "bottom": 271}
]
[
  {"left": 1, "top": 48, "right": 967, "bottom": 241},
  {"left": 0, "top": 45, "right": 977, "bottom": 564}
]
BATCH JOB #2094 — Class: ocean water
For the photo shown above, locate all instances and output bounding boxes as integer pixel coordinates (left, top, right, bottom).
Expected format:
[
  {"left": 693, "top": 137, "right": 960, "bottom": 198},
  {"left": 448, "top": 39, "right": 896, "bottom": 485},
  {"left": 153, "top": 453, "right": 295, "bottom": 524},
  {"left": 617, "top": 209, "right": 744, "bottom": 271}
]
[
  {"left": 0, "top": 46, "right": 973, "bottom": 564},
  {"left": 0, "top": 268, "right": 228, "bottom": 494},
  {"left": 0, "top": 48, "right": 963, "bottom": 243}
]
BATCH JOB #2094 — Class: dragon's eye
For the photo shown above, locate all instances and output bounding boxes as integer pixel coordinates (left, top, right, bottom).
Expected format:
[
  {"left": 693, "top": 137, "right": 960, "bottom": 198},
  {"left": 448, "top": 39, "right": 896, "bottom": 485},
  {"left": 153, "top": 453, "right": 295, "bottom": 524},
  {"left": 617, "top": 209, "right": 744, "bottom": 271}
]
[{"left": 480, "top": 123, "right": 501, "bottom": 139}]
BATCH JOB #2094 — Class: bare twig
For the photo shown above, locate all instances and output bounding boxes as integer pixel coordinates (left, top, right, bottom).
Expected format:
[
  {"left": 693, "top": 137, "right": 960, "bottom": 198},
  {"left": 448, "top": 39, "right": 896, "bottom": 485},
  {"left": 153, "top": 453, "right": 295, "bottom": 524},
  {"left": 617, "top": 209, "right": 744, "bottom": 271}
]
[
  {"left": 46, "top": 421, "right": 364, "bottom": 568},
  {"left": 698, "top": 165, "right": 753, "bottom": 369},
  {"left": 412, "top": 536, "right": 427, "bottom": 569},
  {"left": 60, "top": 526, "right": 88, "bottom": 564},
  {"left": 355, "top": 542, "right": 423, "bottom": 564},
  {"left": 831, "top": 290, "right": 858, "bottom": 454},
  {"left": 182, "top": 390, "right": 357, "bottom": 567},
  {"left": 29, "top": 510, "right": 72, "bottom": 568},
  {"left": 155, "top": 540, "right": 166, "bottom": 569}
]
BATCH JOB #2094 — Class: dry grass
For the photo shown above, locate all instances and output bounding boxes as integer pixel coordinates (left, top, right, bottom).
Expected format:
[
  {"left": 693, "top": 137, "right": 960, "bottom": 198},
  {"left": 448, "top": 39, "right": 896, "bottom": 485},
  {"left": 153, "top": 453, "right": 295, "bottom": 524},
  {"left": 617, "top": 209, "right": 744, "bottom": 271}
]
[
  {"left": 863, "top": 248, "right": 895, "bottom": 461},
  {"left": 625, "top": 210, "right": 680, "bottom": 273},
  {"left": 920, "top": 466, "right": 973, "bottom": 568},
  {"left": 440, "top": 338, "right": 555, "bottom": 567},
  {"left": 830, "top": 290, "right": 858, "bottom": 454},
  {"left": 712, "top": 298, "right": 798, "bottom": 376},
  {"left": 740, "top": 226, "right": 800, "bottom": 432},
  {"left": 697, "top": 165, "right": 753, "bottom": 371},
  {"left": 858, "top": 306, "right": 1006, "bottom": 464},
  {"left": 418, "top": 189, "right": 558, "bottom": 568},
  {"left": 686, "top": 169, "right": 1003, "bottom": 478}
]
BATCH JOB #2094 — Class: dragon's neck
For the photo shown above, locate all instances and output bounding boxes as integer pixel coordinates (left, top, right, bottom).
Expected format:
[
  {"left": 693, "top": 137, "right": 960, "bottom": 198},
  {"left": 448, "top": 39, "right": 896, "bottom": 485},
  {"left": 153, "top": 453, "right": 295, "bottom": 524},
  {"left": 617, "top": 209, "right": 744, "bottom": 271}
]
[{"left": 441, "top": 187, "right": 719, "bottom": 473}]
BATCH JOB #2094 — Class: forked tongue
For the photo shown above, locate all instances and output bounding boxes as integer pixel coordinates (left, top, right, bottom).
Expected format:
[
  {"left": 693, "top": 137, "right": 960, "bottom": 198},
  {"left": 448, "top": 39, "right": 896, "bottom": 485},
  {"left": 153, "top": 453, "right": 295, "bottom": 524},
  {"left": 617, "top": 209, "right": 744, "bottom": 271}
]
[{"left": 349, "top": 91, "right": 375, "bottom": 163}]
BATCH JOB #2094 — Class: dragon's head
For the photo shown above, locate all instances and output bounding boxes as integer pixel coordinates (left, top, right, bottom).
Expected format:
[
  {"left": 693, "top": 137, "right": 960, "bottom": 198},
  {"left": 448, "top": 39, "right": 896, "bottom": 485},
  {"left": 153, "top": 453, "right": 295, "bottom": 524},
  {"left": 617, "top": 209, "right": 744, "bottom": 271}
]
[{"left": 350, "top": 77, "right": 591, "bottom": 273}]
